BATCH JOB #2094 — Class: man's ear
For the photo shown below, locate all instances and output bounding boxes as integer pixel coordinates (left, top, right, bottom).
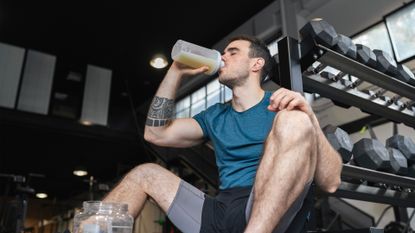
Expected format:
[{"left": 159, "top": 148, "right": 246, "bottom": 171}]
[{"left": 252, "top": 58, "right": 265, "bottom": 72}]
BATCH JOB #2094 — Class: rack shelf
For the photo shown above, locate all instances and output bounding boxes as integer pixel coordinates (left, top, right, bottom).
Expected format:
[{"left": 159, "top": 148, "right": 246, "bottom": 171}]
[
  {"left": 301, "top": 44, "right": 415, "bottom": 100},
  {"left": 302, "top": 73, "right": 415, "bottom": 128},
  {"left": 333, "top": 181, "right": 415, "bottom": 207}
]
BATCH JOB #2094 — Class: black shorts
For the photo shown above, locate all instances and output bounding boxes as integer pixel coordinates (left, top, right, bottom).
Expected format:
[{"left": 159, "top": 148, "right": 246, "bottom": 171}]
[{"left": 167, "top": 180, "right": 312, "bottom": 233}]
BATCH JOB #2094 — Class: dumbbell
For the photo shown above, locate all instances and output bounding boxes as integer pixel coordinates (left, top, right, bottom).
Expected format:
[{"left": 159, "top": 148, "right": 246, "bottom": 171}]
[
  {"left": 352, "top": 142, "right": 406, "bottom": 190},
  {"left": 352, "top": 138, "right": 391, "bottom": 172},
  {"left": 300, "top": 19, "right": 357, "bottom": 59},
  {"left": 373, "top": 49, "right": 397, "bottom": 76},
  {"left": 386, "top": 123, "right": 415, "bottom": 177},
  {"left": 300, "top": 18, "right": 339, "bottom": 49},
  {"left": 356, "top": 47, "right": 415, "bottom": 87},
  {"left": 352, "top": 126, "right": 408, "bottom": 175},
  {"left": 396, "top": 64, "right": 415, "bottom": 86},
  {"left": 355, "top": 44, "right": 377, "bottom": 69},
  {"left": 323, "top": 124, "right": 353, "bottom": 163}
]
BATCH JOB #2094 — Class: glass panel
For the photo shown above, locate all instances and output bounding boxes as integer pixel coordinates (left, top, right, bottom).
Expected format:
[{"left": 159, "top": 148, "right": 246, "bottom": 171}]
[
  {"left": 191, "top": 99, "right": 205, "bottom": 116},
  {"left": 352, "top": 23, "right": 394, "bottom": 57},
  {"left": 386, "top": 2, "right": 415, "bottom": 61},
  {"left": 267, "top": 39, "right": 279, "bottom": 56},
  {"left": 191, "top": 87, "right": 206, "bottom": 103},
  {"left": 224, "top": 85, "right": 233, "bottom": 102},
  {"left": 176, "top": 108, "right": 190, "bottom": 118},
  {"left": 207, "top": 78, "right": 220, "bottom": 94},
  {"left": 207, "top": 89, "right": 220, "bottom": 108},
  {"left": 175, "top": 96, "right": 190, "bottom": 113}
]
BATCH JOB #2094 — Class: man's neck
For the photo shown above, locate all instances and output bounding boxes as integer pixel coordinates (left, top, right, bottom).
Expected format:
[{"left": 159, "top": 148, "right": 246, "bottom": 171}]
[{"left": 231, "top": 81, "right": 265, "bottom": 112}]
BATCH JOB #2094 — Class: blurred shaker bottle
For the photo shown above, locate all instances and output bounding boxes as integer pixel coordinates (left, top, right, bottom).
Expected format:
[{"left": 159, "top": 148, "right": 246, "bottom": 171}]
[{"left": 171, "top": 39, "right": 224, "bottom": 75}]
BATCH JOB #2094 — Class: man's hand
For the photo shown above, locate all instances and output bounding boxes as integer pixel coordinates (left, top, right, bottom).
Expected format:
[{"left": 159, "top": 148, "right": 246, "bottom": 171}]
[
  {"left": 268, "top": 88, "right": 312, "bottom": 114},
  {"left": 268, "top": 88, "right": 321, "bottom": 129},
  {"left": 168, "top": 61, "right": 209, "bottom": 78}
]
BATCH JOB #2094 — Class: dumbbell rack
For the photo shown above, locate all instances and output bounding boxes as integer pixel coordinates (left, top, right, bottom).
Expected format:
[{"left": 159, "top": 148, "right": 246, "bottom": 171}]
[
  {"left": 301, "top": 43, "right": 415, "bottom": 128},
  {"left": 277, "top": 36, "right": 415, "bottom": 208}
]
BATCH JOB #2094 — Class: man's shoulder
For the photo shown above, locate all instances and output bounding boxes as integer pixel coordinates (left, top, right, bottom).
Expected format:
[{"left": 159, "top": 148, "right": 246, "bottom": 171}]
[{"left": 206, "top": 102, "right": 230, "bottom": 112}]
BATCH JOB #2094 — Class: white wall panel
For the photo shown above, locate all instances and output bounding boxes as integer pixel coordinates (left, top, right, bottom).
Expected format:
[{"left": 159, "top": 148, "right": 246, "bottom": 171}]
[
  {"left": 0, "top": 43, "right": 25, "bottom": 108},
  {"left": 17, "top": 50, "right": 56, "bottom": 114}
]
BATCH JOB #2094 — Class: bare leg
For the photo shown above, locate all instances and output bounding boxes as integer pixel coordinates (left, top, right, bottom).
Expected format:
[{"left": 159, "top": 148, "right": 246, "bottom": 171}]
[
  {"left": 244, "top": 110, "right": 317, "bottom": 233},
  {"left": 103, "top": 163, "right": 181, "bottom": 217}
]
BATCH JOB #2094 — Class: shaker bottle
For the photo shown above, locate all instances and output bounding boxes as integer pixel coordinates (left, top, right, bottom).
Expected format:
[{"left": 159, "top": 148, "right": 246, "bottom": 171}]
[{"left": 171, "top": 39, "right": 224, "bottom": 75}]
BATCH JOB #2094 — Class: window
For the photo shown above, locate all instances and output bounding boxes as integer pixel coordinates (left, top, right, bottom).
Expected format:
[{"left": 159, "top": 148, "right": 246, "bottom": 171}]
[
  {"left": 175, "top": 96, "right": 190, "bottom": 118},
  {"left": 191, "top": 87, "right": 206, "bottom": 116},
  {"left": 267, "top": 39, "right": 279, "bottom": 56},
  {"left": 207, "top": 79, "right": 221, "bottom": 108},
  {"left": 352, "top": 23, "right": 394, "bottom": 57},
  {"left": 385, "top": 2, "right": 415, "bottom": 62}
]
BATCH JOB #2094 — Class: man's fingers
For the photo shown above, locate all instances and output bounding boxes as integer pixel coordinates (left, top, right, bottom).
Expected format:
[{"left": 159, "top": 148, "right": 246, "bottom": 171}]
[
  {"left": 271, "top": 90, "right": 288, "bottom": 109},
  {"left": 286, "top": 99, "right": 301, "bottom": 110},
  {"left": 278, "top": 94, "right": 296, "bottom": 110},
  {"left": 189, "top": 66, "right": 209, "bottom": 75}
]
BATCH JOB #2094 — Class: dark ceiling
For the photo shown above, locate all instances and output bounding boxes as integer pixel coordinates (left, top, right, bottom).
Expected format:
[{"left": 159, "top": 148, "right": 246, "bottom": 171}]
[{"left": 0, "top": 0, "right": 275, "bottom": 203}]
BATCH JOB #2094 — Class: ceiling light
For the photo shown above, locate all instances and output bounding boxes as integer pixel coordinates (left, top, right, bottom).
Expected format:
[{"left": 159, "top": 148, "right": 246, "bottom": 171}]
[
  {"left": 150, "top": 55, "right": 168, "bottom": 69},
  {"left": 36, "top": 193, "right": 48, "bottom": 199},
  {"left": 73, "top": 167, "right": 88, "bottom": 177},
  {"left": 80, "top": 120, "right": 93, "bottom": 126}
]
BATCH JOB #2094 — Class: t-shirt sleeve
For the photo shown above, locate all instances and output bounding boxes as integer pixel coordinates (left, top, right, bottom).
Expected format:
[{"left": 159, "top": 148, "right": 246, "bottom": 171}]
[{"left": 192, "top": 110, "right": 209, "bottom": 139}]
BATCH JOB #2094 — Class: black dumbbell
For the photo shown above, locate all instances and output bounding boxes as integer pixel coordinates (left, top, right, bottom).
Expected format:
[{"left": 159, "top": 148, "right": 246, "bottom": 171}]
[
  {"left": 300, "top": 18, "right": 339, "bottom": 48},
  {"left": 305, "top": 34, "right": 357, "bottom": 74},
  {"left": 356, "top": 44, "right": 377, "bottom": 68},
  {"left": 372, "top": 49, "right": 397, "bottom": 76},
  {"left": 353, "top": 125, "right": 408, "bottom": 176},
  {"left": 323, "top": 124, "right": 353, "bottom": 163},
  {"left": 333, "top": 34, "right": 357, "bottom": 59},
  {"left": 355, "top": 48, "right": 415, "bottom": 88},
  {"left": 352, "top": 138, "right": 391, "bottom": 171},
  {"left": 386, "top": 123, "right": 415, "bottom": 177},
  {"left": 396, "top": 64, "right": 415, "bottom": 86}
]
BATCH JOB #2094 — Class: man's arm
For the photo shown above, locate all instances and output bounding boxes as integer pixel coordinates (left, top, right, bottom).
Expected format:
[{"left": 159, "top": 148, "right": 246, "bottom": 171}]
[
  {"left": 144, "top": 62, "right": 208, "bottom": 148},
  {"left": 268, "top": 88, "right": 342, "bottom": 193}
]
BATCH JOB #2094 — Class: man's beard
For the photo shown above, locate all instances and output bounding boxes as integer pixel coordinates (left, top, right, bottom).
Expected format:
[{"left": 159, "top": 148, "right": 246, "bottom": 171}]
[{"left": 218, "top": 73, "right": 249, "bottom": 89}]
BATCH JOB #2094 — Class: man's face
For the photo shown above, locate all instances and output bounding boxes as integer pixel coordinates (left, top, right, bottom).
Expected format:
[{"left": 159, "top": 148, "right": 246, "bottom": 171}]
[{"left": 218, "top": 40, "right": 252, "bottom": 89}]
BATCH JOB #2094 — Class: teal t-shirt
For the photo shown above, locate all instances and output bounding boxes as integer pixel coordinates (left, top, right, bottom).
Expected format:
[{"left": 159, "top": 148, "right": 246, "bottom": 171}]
[{"left": 193, "top": 91, "right": 276, "bottom": 190}]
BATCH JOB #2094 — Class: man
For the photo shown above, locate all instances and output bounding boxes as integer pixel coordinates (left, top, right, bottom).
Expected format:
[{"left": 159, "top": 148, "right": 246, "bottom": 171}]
[{"left": 104, "top": 35, "right": 342, "bottom": 233}]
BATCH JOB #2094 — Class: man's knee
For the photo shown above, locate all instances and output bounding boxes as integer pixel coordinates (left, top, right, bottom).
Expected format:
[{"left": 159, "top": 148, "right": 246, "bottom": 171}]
[
  {"left": 125, "top": 163, "right": 163, "bottom": 186},
  {"left": 272, "top": 110, "right": 314, "bottom": 139}
]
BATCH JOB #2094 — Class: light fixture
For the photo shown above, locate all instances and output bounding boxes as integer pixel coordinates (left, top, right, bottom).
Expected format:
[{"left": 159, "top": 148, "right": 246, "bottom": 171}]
[
  {"left": 150, "top": 54, "right": 168, "bottom": 69},
  {"left": 73, "top": 166, "right": 88, "bottom": 177},
  {"left": 36, "top": 192, "right": 48, "bottom": 199},
  {"left": 80, "top": 120, "right": 93, "bottom": 126}
]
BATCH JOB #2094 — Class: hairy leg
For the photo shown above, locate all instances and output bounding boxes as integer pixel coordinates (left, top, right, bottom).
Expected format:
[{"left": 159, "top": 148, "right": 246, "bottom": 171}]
[
  {"left": 103, "top": 163, "right": 181, "bottom": 217},
  {"left": 245, "top": 110, "right": 317, "bottom": 233}
]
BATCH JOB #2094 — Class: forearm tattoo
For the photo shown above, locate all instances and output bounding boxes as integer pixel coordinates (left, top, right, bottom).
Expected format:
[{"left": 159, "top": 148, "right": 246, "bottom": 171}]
[{"left": 146, "top": 96, "right": 175, "bottom": 127}]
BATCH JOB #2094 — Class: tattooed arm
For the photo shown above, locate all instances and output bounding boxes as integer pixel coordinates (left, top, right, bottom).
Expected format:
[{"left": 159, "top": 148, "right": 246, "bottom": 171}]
[{"left": 144, "top": 61, "right": 208, "bottom": 148}]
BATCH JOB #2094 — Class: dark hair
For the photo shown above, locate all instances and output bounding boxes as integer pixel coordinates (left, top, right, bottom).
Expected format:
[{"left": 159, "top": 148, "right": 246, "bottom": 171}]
[{"left": 228, "top": 35, "right": 275, "bottom": 83}]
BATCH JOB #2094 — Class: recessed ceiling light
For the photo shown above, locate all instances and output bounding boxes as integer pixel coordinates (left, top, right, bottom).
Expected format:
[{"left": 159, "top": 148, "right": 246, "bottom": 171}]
[
  {"left": 150, "top": 55, "right": 168, "bottom": 69},
  {"left": 36, "top": 193, "right": 48, "bottom": 199},
  {"left": 80, "top": 120, "right": 93, "bottom": 126},
  {"left": 73, "top": 167, "right": 88, "bottom": 177}
]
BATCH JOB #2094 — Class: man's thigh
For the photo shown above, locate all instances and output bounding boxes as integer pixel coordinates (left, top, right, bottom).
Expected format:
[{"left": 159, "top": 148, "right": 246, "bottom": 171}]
[{"left": 245, "top": 181, "right": 312, "bottom": 233}]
